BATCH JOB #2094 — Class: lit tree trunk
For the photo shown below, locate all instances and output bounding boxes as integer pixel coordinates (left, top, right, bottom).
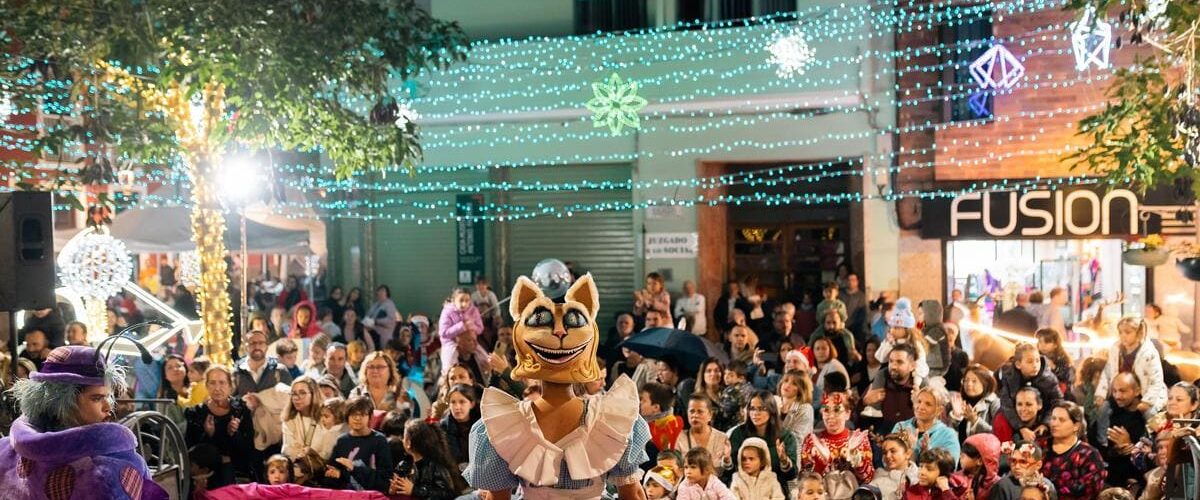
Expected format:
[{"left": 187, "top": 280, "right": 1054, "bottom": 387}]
[{"left": 186, "top": 153, "right": 234, "bottom": 366}]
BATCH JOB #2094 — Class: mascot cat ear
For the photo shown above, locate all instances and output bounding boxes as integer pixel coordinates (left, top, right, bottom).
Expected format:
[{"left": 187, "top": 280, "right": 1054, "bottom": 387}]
[
  {"left": 565, "top": 273, "right": 600, "bottom": 319},
  {"left": 510, "top": 276, "right": 545, "bottom": 321}
]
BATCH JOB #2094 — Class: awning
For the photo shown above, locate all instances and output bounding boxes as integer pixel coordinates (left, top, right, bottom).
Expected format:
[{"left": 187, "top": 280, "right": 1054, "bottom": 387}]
[{"left": 64, "top": 205, "right": 316, "bottom": 255}]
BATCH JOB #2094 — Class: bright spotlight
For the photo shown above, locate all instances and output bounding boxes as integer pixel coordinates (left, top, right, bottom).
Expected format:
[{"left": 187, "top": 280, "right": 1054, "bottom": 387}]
[{"left": 217, "top": 154, "right": 263, "bottom": 205}]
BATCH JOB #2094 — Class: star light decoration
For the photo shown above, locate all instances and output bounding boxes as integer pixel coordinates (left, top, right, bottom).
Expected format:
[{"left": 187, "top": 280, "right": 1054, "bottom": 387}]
[
  {"left": 969, "top": 44, "right": 1025, "bottom": 91},
  {"left": 767, "top": 30, "right": 817, "bottom": 78},
  {"left": 585, "top": 73, "right": 648, "bottom": 136},
  {"left": 1070, "top": 7, "right": 1113, "bottom": 71},
  {"left": 58, "top": 231, "right": 134, "bottom": 300}
]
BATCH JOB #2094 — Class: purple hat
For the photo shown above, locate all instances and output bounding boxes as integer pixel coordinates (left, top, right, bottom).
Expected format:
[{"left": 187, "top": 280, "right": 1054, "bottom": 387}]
[{"left": 29, "top": 345, "right": 108, "bottom": 386}]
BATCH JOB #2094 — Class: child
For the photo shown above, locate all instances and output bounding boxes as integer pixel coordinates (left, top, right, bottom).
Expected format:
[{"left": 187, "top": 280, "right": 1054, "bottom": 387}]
[
  {"left": 953, "top": 434, "right": 1000, "bottom": 500},
  {"left": 1035, "top": 328, "right": 1074, "bottom": 396},
  {"left": 389, "top": 420, "right": 468, "bottom": 499},
  {"left": 178, "top": 357, "right": 210, "bottom": 409},
  {"left": 816, "top": 282, "right": 848, "bottom": 326},
  {"left": 326, "top": 396, "right": 393, "bottom": 493},
  {"left": 640, "top": 382, "right": 684, "bottom": 455},
  {"left": 643, "top": 464, "right": 679, "bottom": 500},
  {"left": 795, "top": 472, "right": 828, "bottom": 500},
  {"left": 189, "top": 443, "right": 221, "bottom": 497},
  {"left": 265, "top": 454, "right": 291, "bottom": 486},
  {"left": 1018, "top": 485, "right": 1050, "bottom": 500},
  {"left": 438, "top": 287, "right": 485, "bottom": 375},
  {"left": 990, "top": 442, "right": 1055, "bottom": 500},
  {"left": 870, "top": 433, "right": 918, "bottom": 500},
  {"left": 291, "top": 449, "right": 325, "bottom": 487},
  {"left": 676, "top": 447, "right": 736, "bottom": 500},
  {"left": 311, "top": 397, "right": 346, "bottom": 460},
  {"left": 346, "top": 340, "right": 367, "bottom": 373},
  {"left": 717, "top": 361, "right": 754, "bottom": 431},
  {"left": 275, "top": 338, "right": 303, "bottom": 380},
  {"left": 732, "top": 437, "right": 785, "bottom": 500},
  {"left": 657, "top": 449, "right": 684, "bottom": 472},
  {"left": 904, "top": 448, "right": 967, "bottom": 500}
]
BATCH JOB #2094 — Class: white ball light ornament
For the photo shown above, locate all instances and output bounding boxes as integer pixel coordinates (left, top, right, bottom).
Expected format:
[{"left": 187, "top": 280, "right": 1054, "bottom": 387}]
[{"left": 58, "top": 230, "right": 134, "bottom": 300}]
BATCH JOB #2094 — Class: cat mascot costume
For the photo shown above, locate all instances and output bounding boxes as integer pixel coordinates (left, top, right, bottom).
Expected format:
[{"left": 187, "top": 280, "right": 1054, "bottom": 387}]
[{"left": 465, "top": 272, "right": 651, "bottom": 499}]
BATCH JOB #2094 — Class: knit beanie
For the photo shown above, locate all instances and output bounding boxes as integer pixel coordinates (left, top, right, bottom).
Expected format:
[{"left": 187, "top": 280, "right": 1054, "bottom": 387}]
[{"left": 888, "top": 297, "right": 917, "bottom": 329}]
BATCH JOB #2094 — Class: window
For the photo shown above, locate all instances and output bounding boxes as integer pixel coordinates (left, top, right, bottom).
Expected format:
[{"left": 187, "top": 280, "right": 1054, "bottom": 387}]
[
  {"left": 939, "top": 5, "right": 993, "bottom": 122},
  {"left": 677, "top": 0, "right": 796, "bottom": 25},
  {"left": 575, "top": 0, "right": 650, "bottom": 34}
]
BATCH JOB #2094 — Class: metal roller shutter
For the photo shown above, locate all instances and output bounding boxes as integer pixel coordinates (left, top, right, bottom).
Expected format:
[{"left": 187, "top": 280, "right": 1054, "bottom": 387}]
[{"left": 505, "top": 164, "right": 635, "bottom": 333}]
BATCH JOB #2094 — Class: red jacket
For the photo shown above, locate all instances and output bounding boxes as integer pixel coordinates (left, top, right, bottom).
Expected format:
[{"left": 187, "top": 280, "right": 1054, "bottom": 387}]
[{"left": 902, "top": 474, "right": 969, "bottom": 500}]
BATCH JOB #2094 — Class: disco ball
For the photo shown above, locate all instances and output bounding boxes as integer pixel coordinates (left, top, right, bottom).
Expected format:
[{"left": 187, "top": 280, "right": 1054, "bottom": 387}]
[{"left": 530, "top": 259, "right": 574, "bottom": 299}]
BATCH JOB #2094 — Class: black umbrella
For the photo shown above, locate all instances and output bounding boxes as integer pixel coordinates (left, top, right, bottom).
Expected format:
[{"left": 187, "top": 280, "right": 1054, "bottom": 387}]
[{"left": 618, "top": 327, "right": 727, "bottom": 373}]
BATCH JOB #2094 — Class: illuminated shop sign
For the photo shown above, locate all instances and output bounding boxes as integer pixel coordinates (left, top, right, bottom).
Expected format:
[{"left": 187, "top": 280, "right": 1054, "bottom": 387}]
[{"left": 920, "top": 187, "right": 1155, "bottom": 239}]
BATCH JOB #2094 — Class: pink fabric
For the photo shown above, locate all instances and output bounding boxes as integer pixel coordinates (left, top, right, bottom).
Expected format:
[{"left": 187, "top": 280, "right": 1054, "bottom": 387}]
[
  {"left": 200, "top": 483, "right": 388, "bottom": 500},
  {"left": 288, "top": 301, "right": 323, "bottom": 338}
]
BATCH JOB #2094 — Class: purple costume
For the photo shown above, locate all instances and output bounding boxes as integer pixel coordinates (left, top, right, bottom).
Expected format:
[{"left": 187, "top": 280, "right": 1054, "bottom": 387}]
[{"left": 0, "top": 345, "right": 169, "bottom": 500}]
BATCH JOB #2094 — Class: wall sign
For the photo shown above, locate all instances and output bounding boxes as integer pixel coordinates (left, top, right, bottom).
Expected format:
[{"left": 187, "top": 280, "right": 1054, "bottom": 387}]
[
  {"left": 456, "top": 194, "right": 485, "bottom": 284},
  {"left": 920, "top": 187, "right": 1159, "bottom": 239},
  {"left": 644, "top": 232, "right": 698, "bottom": 259}
]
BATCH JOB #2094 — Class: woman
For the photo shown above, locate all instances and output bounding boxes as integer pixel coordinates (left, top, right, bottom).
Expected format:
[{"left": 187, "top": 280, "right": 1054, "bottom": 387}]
[
  {"left": 1150, "top": 381, "right": 1200, "bottom": 435},
  {"left": 348, "top": 352, "right": 409, "bottom": 414},
  {"left": 949, "top": 363, "right": 1001, "bottom": 438},
  {"left": 679, "top": 357, "right": 724, "bottom": 414},
  {"left": 390, "top": 420, "right": 469, "bottom": 499},
  {"left": 723, "top": 390, "right": 798, "bottom": 495},
  {"left": 341, "top": 287, "right": 366, "bottom": 320},
  {"left": 799, "top": 389, "right": 874, "bottom": 497},
  {"left": 301, "top": 334, "right": 330, "bottom": 378},
  {"left": 1041, "top": 401, "right": 1106, "bottom": 500},
  {"left": 281, "top": 376, "right": 321, "bottom": 460},
  {"left": 276, "top": 275, "right": 308, "bottom": 311},
  {"left": 321, "top": 286, "right": 345, "bottom": 325},
  {"left": 634, "top": 272, "right": 672, "bottom": 325},
  {"left": 775, "top": 370, "right": 814, "bottom": 446},
  {"left": 337, "top": 308, "right": 376, "bottom": 352},
  {"left": 0, "top": 344, "right": 169, "bottom": 499},
  {"left": 675, "top": 394, "right": 730, "bottom": 465},
  {"left": 364, "top": 285, "right": 398, "bottom": 346},
  {"left": 184, "top": 365, "right": 254, "bottom": 488},
  {"left": 993, "top": 386, "right": 1045, "bottom": 443},
  {"left": 1095, "top": 317, "right": 1168, "bottom": 415},
  {"left": 437, "top": 384, "right": 479, "bottom": 470},
  {"left": 674, "top": 280, "right": 707, "bottom": 336},
  {"left": 891, "top": 385, "right": 960, "bottom": 461},
  {"left": 157, "top": 354, "right": 190, "bottom": 428},
  {"left": 811, "top": 337, "right": 848, "bottom": 410}
]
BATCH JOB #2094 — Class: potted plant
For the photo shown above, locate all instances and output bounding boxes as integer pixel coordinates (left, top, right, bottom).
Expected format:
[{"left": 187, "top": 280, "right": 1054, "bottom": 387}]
[
  {"left": 1174, "top": 241, "right": 1200, "bottom": 281},
  {"left": 1123, "top": 234, "right": 1170, "bottom": 266}
]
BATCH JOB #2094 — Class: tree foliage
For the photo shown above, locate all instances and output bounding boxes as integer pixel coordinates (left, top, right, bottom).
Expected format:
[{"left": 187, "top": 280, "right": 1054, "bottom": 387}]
[
  {"left": 1065, "top": 0, "right": 1200, "bottom": 195},
  {"left": 0, "top": 0, "right": 469, "bottom": 186}
]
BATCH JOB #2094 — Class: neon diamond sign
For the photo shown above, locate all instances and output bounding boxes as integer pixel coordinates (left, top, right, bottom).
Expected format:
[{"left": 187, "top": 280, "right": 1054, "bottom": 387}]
[
  {"left": 969, "top": 44, "right": 1025, "bottom": 90},
  {"left": 1070, "top": 7, "right": 1112, "bottom": 71}
]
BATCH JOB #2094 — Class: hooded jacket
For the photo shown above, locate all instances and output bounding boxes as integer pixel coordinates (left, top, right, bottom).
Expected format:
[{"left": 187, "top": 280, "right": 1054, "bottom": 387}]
[
  {"left": 1096, "top": 337, "right": 1168, "bottom": 415},
  {"left": 919, "top": 300, "right": 950, "bottom": 377},
  {"left": 954, "top": 433, "right": 1000, "bottom": 500},
  {"left": 287, "top": 300, "right": 323, "bottom": 339},
  {"left": 437, "top": 301, "right": 485, "bottom": 375},
  {"left": 902, "top": 472, "right": 969, "bottom": 500},
  {"left": 731, "top": 438, "right": 785, "bottom": 500},
  {"left": 996, "top": 355, "right": 1063, "bottom": 426}
]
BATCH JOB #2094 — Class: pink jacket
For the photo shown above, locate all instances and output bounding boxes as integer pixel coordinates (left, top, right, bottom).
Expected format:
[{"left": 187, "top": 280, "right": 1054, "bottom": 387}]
[
  {"left": 676, "top": 477, "right": 737, "bottom": 500},
  {"left": 438, "top": 302, "right": 485, "bottom": 373}
]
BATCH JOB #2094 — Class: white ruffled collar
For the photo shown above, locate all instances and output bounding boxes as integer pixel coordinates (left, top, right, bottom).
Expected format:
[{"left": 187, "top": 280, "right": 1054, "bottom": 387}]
[{"left": 480, "top": 375, "right": 639, "bottom": 487}]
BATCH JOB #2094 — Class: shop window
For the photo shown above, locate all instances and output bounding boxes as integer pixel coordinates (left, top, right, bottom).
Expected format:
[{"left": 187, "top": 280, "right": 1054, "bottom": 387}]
[
  {"left": 677, "top": 0, "right": 796, "bottom": 25},
  {"left": 938, "top": 5, "right": 993, "bottom": 122},
  {"left": 575, "top": 0, "right": 650, "bottom": 34}
]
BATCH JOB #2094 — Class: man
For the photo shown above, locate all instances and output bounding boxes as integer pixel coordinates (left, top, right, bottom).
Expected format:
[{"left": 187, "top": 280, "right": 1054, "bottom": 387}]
[
  {"left": 612, "top": 346, "right": 657, "bottom": 391},
  {"left": 810, "top": 310, "right": 860, "bottom": 368},
  {"left": 1095, "top": 373, "right": 1149, "bottom": 490},
  {"left": 714, "top": 280, "right": 750, "bottom": 333},
  {"left": 22, "top": 307, "right": 66, "bottom": 348},
  {"left": 233, "top": 329, "right": 293, "bottom": 482},
  {"left": 1038, "top": 287, "right": 1068, "bottom": 336},
  {"left": 322, "top": 342, "right": 358, "bottom": 397},
  {"left": 18, "top": 328, "right": 50, "bottom": 371},
  {"left": 602, "top": 313, "right": 637, "bottom": 375},
  {"left": 643, "top": 308, "right": 670, "bottom": 330},
  {"left": 860, "top": 342, "right": 921, "bottom": 433},
  {"left": 841, "top": 273, "right": 868, "bottom": 339},
  {"left": 996, "top": 293, "right": 1039, "bottom": 336},
  {"left": 452, "top": 329, "right": 491, "bottom": 385},
  {"left": 763, "top": 309, "right": 793, "bottom": 352}
]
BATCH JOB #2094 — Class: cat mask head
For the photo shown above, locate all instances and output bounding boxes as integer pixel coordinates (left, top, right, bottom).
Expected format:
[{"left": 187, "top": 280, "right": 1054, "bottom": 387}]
[{"left": 509, "top": 273, "right": 601, "bottom": 383}]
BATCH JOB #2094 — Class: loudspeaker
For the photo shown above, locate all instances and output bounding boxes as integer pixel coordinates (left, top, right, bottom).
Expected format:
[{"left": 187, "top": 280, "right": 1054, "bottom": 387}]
[{"left": 0, "top": 192, "right": 55, "bottom": 311}]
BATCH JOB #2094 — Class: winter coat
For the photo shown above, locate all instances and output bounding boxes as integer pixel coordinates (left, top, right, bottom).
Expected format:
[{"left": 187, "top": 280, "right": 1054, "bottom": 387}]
[
  {"left": 869, "top": 463, "right": 918, "bottom": 500},
  {"left": 438, "top": 301, "right": 487, "bottom": 376},
  {"left": 919, "top": 300, "right": 951, "bottom": 377},
  {"left": 1096, "top": 338, "right": 1168, "bottom": 415},
  {"left": 676, "top": 476, "right": 737, "bottom": 500},
  {"left": 956, "top": 433, "right": 1001, "bottom": 500},
  {"left": 948, "top": 393, "right": 1001, "bottom": 438},
  {"left": 891, "top": 419, "right": 961, "bottom": 467},
  {"left": 731, "top": 437, "right": 785, "bottom": 500},
  {"left": 408, "top": 457, "right": 464, "bottom": 500},
  {"left": 776, "top": 397, "right": 815, "bottom": 446},
  {"left": 0, "top": 417, "right": 169, "bottom": 500},
  {"left": 902, "top": 473, "right": 969, "bottom": 500},
  {"left": 996, "top": 356, "right": 1063, "bottom": 426},
  {"left": 282, "top": 414, "right": 319, "bottom": 459},
  {"left": 725, "top": 424, "right": 798, "bottom": 494},
  {"left": 310, "top": 423, "right": 345, "bottom": 461}
]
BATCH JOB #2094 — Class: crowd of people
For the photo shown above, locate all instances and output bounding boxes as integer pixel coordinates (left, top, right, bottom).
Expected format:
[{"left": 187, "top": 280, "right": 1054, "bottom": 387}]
[{"left": 2, "top": 268, "right": 1196, "bottom": 500}]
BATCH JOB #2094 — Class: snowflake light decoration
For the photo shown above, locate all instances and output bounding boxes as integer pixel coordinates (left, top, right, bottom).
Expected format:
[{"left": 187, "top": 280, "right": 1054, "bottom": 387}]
[
  {"left": 585, "top": 73, "right": 648, "bottom": 136},
  {"left": 58, "top": 231, "right": 133, "bottom": 300},
  {"left": 969, "top": 44, "right": 1025, "bottom": 91},
  {"left": 1070, "top": 7, "right": 1112, "bottom": 71},
  {"left": 178, "top": 251, "right": 202, "bottom": 289},
  {"left": 394, "top": 101, "right": 419, "bottom": 129},
  {"left": 767, "top": 30, "right": 816, "bottom": 78}
]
